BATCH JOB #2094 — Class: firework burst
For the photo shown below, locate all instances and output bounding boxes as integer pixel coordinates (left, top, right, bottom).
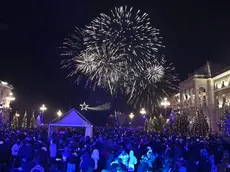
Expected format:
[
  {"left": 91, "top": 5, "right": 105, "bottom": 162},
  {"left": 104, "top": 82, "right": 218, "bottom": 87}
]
[
  {"left": 83, "top": 6, "right": 163, "bottom": 64},
  {"left": 62, "top": 6, "right": 178, "bottom": 110},
  {"left": 64, "top": 42, "right": 127, "bottom": 94},
  {"left": 124, "top": 58, "right": 179, "bottom": 113}
]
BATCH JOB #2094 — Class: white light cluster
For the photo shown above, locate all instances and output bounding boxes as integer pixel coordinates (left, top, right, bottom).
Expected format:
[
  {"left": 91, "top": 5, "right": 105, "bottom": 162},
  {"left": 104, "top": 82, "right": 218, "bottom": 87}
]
[
  {"left": 1, "top": 81, "right": 7, "bottom": 85},
  {"left": 161, "top": 97, "right": 170, "bottom": 107}
]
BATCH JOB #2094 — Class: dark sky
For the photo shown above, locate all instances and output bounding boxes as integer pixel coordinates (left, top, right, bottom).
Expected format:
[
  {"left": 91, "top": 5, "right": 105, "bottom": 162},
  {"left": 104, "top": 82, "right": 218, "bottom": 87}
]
[{"left": 1, "top": 0, "right": 230, "bottom": 123}]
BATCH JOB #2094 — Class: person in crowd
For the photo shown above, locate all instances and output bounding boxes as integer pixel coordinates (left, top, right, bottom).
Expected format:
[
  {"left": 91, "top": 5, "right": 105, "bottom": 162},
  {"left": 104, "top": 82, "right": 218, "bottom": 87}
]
[
  {"left": 30, "top": 157, "right": 45, "bottom": 172},
  {"left": 62, "top": 146, "right": 70, "bottom": 171},
  {"left": 49, "top": 140, "right": 57, "bottom": 160},
  {"left": 80, "top": 151, "right": 91, "bottom": 172},
  {"left": 118, "top": 149, "right": 129, "bottom": 168},
  {"left": 91, "top": 148, "right": 100, "bottom": 170},
  {"left": 11, "top": 139, "right": 21, "bottom": 168},
  {"left": 128, "top": 150, "right": 137, "bottom": 172}
]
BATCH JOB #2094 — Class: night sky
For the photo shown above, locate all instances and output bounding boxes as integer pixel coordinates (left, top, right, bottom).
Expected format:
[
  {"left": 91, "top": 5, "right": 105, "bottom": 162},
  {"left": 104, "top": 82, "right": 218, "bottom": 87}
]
[{"left": 1, "top": 0, "right": 230, "bottom": 124}]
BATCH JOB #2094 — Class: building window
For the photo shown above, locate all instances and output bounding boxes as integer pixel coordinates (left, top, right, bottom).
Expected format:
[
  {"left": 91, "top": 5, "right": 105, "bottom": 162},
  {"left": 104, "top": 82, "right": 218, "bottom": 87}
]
[
  {"left": 0, "top": 90, "right": 3, "bottom": 96},
  {"left": 185, "top": 94, "right": 188, "bottom": 100},
  {"left": 216, "top": 96, "right": 219, "bottom": 107},
  {"left": 223, "top": 95, "right": 226, "bottom": 106},
  {"left": 222, "top": 81, "right": 225, "bottom": 87},
  {"left": 203, "top": 96, "right": 207, "bottom": 106}
]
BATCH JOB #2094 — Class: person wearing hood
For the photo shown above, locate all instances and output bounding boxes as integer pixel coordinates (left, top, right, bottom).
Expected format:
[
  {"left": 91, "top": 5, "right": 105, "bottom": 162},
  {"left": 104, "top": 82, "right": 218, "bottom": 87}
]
[
  {"left": 128, "top": 150, "right": 137, "bottom": 172},
  {"left": 91, "top": 148, "right": 100, "bottom": 170}
]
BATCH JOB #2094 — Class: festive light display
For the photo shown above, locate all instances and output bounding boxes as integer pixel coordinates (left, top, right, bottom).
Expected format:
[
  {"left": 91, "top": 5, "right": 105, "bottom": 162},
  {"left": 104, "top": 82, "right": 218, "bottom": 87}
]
[{"left": 80, "top": 102, "right": 111, "bottom": 111}]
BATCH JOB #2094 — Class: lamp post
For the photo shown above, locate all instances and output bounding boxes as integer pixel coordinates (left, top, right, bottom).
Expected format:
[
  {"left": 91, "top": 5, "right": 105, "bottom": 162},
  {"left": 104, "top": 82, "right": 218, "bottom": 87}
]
[
  {"left": 140, "top": 108, "right": 146, "bottom": 116},
  {"left": 57, "top": 110, "right": 62, "bottom": 120},
  {"left": 129, "top": 112, "right": 134, "bottom": 120},
  {"left": 129, "top": 112, "right": 134, "bottom": 124},
  {"left": 161, "top": 98, "right": 170, "bottom": 118},
  {"left": 15, "top": 113, "right": 20, "bottom": 128},
  {"left": 40, "top": 104, "right": 47, "bottom": 124}
]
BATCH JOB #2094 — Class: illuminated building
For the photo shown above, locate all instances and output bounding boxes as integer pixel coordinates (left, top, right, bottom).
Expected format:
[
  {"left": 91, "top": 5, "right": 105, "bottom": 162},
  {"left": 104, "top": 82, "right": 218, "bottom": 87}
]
[
  {"left": 0, "top": 80, "right": 14, "bottom": 125},
  {"left": 171, "top": 61, "right": 230, "bottom": 133}
]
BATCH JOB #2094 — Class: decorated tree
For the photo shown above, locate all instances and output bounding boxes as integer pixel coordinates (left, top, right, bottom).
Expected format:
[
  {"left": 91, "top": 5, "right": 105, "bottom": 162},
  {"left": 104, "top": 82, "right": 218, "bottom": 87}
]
[
  {"left": 22, "top": 111, "right": 28, "bottom": 128},
  {"left": 11, "top": 114, "right": 17, "bottom": 129},
  {"left": 173, "top": 113, "right": 189, "bottom": 134},
  {"left": 157, "top": 114, "right": 166, "bottom": 133},
  {"left": 108, "top": 111, "right": 126, "bottom": 127},
  {"left": 219, "top": 106, "right": 230, "bottom": 136},
  {"left": 30, "top": 112, "right": 36, "bottom": 128},
  {"left": 11, "top": 112, "right": 20, "bottom": 129},
  {"left": 147, "top": 115, "right": 166, "bottom": 133},
  {"left": 147, "top": 117, "right": 153, "bottom": 132},
  {"left": 192, "top": 110, "right": 209, "bottom": 136}
]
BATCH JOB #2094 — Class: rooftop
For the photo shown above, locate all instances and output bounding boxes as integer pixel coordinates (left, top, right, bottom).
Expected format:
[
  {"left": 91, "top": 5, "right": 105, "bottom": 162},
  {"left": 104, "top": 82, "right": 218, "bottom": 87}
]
[{"left": 188, "top": 61, "right": 225, "bottom": 79}]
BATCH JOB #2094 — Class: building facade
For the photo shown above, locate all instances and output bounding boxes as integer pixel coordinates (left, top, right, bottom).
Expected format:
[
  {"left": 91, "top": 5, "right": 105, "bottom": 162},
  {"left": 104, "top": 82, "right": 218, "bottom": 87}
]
[
  {"left": 171, "top": 62, "right": 230, "bottom": 133},
  {"left": 0, "top": 80, "right": 14, "bottom": 125}
]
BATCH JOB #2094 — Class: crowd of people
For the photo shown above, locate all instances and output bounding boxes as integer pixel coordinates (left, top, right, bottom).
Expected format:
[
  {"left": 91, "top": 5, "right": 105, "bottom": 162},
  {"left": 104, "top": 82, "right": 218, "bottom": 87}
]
[{"left": 0, "top": 127, "right": 230, "bottom": 171}]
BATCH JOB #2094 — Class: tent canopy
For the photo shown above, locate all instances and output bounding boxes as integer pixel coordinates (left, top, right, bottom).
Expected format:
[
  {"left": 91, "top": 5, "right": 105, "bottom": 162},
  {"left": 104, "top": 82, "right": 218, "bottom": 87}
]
[
  {"left": 48, "top": 108, "right": 93, "bottom": 138},
  {"left": 49, "top": 108, "right": 92, "bottom": 127}
]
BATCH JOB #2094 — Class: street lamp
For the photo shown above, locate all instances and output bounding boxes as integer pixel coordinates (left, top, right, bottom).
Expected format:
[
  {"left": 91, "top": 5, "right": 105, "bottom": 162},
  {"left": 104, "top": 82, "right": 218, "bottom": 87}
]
[
  {"left": 140, "top": 108, "right": 146, "bottom": 116},
  {"left": 40, "top": 104, "right": 47, "bottom": 124},
  {"left": 129, "top": 112, "right": 134, "bottom": 120},
  {"left": 57, "top": 110, "right": 62, "bottom": 117},
  {"left": 161, "top": 98, "right": 170, "bottom": 118}
]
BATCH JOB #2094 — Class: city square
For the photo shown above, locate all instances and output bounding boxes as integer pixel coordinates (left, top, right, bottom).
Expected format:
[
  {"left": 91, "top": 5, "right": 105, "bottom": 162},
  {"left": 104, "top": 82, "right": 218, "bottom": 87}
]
[{"left": 1, "top": 1, "right": 230, "bottom": 172}]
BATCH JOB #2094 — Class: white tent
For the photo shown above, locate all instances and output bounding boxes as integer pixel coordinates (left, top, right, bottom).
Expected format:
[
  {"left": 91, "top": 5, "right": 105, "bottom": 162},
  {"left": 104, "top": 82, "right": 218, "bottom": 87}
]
[{"left": 48, "top": 108, "right": 93, "bottom": 138}]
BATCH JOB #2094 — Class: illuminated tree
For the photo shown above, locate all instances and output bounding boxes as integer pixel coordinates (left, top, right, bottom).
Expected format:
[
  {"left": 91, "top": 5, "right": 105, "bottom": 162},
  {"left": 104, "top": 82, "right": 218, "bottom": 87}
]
[
  {"left": 30, "top": 112, "right": 36, "bottom": 128},
  {"left": 192, "top": 110, "right": 209, "bottom": 136},
  {"left": 22, "top": 111, "right": 28, "bottom": 128},
  {"left": 219, "top": 106, "right": 230, "bottom": 136},
  {"left": 11, "top": 114, "right": 17, "bottom": 129},
  {"left": 108, "top": 111, "right": 126, "bottom": 127},
  {"left": 147, "top": 115, "right": 166, "bottom": 133},
  {"left": 173, "top": 113, "right": 189, "bottom": 134}
]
